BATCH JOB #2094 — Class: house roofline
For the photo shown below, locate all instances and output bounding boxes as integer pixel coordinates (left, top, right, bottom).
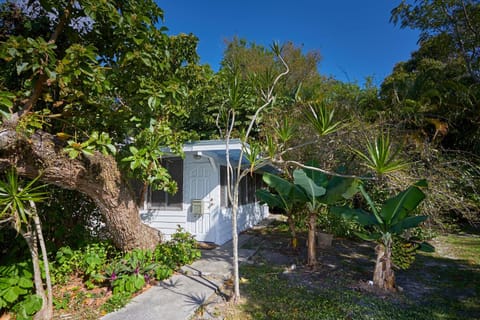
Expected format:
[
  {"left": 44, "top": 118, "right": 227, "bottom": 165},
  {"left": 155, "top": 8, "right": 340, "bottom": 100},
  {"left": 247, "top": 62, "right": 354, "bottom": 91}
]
[{"left": 182, "top": 139, "right": 244, "bottom": 152}]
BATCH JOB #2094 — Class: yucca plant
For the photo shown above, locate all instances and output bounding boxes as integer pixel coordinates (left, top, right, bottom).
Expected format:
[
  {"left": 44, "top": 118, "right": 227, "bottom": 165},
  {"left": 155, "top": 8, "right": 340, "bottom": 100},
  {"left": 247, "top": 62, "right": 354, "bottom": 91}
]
[
  {"left": 0, "top": 168, "right": 52, "bottom": 319},
  {"left": 0, "top": 170, "right": 48, "bottom": 230},
  {"left": 352, "top": 132, "right": 409, "bottom": 175},
  {"left": 302, "top": 101, "right": 344, "bottom": 136}
]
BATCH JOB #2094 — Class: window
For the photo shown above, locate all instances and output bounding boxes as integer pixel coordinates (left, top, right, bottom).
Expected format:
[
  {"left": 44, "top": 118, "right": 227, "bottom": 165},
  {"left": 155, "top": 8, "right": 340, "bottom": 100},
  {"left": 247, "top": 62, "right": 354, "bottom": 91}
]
[
  {"left": 221, "top": 166, "right": 264, "bottom": 207},
  {"left": 149, "top": 157, "right": 183, "bottom": 209},
  {"left": 220, "top": 166, "right": 229, "bottom": 207}
]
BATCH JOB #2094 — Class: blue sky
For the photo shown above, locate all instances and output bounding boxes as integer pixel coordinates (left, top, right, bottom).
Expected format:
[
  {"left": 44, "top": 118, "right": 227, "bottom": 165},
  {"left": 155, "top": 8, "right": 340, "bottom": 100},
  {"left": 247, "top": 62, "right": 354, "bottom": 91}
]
[{"left": 158, "top": 1, "right": 419, "bottom": 86}]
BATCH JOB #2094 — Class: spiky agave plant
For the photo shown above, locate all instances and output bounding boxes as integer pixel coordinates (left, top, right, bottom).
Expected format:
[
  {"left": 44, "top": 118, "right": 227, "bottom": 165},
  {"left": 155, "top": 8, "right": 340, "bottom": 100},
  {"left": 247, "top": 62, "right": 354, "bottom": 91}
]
[{"left": 352, "top": 131, "right": 409, "bottom": 175}]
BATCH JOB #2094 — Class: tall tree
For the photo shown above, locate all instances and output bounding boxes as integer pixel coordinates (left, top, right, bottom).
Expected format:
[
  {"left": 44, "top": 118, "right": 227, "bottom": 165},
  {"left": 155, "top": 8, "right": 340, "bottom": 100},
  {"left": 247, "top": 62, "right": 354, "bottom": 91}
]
[
  {"left": 380, "top": 0, "right": 480, "bottom": 152},
  {"left": 391, "top": 0, "right": 480, "bottom": 83},
  {"left": 0, "top": 0, "right": 205, "bottom": 250}
]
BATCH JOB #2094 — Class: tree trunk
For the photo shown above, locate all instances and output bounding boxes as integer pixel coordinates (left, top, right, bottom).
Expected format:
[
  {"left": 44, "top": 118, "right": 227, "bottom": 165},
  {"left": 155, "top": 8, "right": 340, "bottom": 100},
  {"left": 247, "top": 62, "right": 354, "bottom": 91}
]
[
  {"left": 306, "top": 212, "right": 317, "bottom": 268},
  {"left": 287, "top": 214, "right": 298, "bottom": 250},
  {"left": 0, "top": 129, "right": 161, "bottom": 251},
  {"left": 31, "top": 202, "right": 53, "bottom": 320},
  {"left": 20, "top": 226, "right": 47, "bottom": 320},
  {"left": 231, "top": 184, "right": 240, "bottom": 302},
  {"left": 373, "top": 243, "right": 396, "bottom": 291}
]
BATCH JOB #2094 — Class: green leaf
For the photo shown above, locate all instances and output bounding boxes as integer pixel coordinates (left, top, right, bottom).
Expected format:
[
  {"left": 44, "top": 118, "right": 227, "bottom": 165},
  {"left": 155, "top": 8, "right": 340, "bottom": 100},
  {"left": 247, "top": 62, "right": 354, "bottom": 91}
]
[
  {"left": 380, "top": 180, "right": 426, "bottom": 225},
  {"left": 17, "top": 277, "right": 33, "bottom": 289},
  {"left": 255, "top": 189, "right": 285, "bottom": 209},
  {"left": 321, "top": 176, "right": 357, "bottom": 204},
  {"left": 330, "top": 206, "right": 378, "bottom": 226},
  {"left": 390, "top": 215, "right": 428, "bottom": 234},
  {"left": 133, "top": 274, "right": 145, "bottom": 290},
  {"left": 354, "top": 231, "right": 381, "bottom": 242},
  {"left": 19, "top": 294, "right": 43, "bottom": 316},
  {"left": 262, "top": 173, "right": 293, "bottom": 198},
  {"left": 418, "top": 241, "right": 435, "bottom": 253},
  {"left": 293, "top": 169, "right": 326, "bottom": 200},
  {"left": 3, "top": 286, "right": 19, "bottom": 303},
  {"left": 129, "top": 146, "right": 139, "bottom": 155}
]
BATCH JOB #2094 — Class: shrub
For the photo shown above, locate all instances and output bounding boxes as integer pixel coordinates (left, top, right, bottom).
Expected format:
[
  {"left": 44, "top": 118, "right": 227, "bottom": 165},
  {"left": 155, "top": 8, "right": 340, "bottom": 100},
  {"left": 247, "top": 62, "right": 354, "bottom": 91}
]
[{"left": 0, "top": 262, "right": 42, "bottom": 320}]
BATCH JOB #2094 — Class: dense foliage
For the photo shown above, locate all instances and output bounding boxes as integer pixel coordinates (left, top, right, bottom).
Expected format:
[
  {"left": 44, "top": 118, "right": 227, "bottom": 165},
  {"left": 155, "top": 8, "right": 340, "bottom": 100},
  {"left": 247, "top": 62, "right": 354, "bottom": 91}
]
[{"left": 0, "top": 227, "right": 200, "bottom": 318}]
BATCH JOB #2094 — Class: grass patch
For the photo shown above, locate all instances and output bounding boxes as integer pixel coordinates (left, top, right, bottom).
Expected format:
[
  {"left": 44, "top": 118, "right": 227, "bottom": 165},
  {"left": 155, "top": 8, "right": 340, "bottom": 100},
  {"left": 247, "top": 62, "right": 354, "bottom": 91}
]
[
  {"left": 434, "top": 234, "right": 480, "bottom": 265},
  {"left": 224, "top": 232, "right": 480, "bottom": 320},
  {"left": 237, "top": 265, "right": 450, "bottom": 320}
]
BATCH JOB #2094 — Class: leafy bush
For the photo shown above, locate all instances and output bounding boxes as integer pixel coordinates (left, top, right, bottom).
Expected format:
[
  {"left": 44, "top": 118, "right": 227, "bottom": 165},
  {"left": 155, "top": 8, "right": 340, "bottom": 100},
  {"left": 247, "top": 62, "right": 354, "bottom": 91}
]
[
  {"left": 0, "top": 262, "right": 42, "bottom": 320},
  {"left": 2, "top": 227, "right": 201, "bottom": 316},
  {"left": 52, "top": 242, "right": 113, "bottom": 286},
  {"left": 154, "top": 226, "right": 201, "bottom": 269}
]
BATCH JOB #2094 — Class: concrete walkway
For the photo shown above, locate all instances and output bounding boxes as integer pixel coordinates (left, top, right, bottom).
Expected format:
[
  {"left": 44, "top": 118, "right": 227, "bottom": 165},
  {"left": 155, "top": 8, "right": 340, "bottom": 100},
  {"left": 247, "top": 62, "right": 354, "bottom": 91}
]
[{"left": 102, "top": 234, "right": 257, "bottom": 320}]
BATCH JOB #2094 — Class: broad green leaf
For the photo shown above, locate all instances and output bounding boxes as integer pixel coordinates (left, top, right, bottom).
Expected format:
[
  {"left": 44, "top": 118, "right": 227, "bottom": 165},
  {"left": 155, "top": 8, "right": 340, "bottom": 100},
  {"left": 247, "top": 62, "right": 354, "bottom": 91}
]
[
  {"left": 18, "top": 294, "right": 42, "bottom": 316},
  {"left": 293, "top": 169, "right": 326, "bottom": 200},
  {"left": 330, "top": 206, "right": 378, "bottom": 226},
  {"left": 354, "top": 231, "right": 382, "bottom": 242},
  {"left": 380, "top": 180, "right": 426, "bottom": 225},
  {"left": 262, "top": 173, "right": 293, "bottom": 198},
  {"left": 302, "top": 160, "right": 328, "bottom": 188},
  {"left": 390, "top": 215, "right": 428, "bottom": 234},
  {"left": 321, "top": 176, "right": 357, "bottom": 205},
  {"left": 255, "top": 189, "right": 285, "bottom": 209},
  {"left": 17, "top": 277, "right": 33, "bottom": 289},
  {"left": 3, "top": 286, "right": 19, "bottom": 303}
]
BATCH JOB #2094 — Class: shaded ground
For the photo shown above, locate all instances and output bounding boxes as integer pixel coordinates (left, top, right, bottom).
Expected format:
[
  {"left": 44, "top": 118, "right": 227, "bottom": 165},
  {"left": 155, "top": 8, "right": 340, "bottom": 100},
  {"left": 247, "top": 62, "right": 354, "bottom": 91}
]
[{"left": 192, "top": 221, "right": 480, "bottom": 320}]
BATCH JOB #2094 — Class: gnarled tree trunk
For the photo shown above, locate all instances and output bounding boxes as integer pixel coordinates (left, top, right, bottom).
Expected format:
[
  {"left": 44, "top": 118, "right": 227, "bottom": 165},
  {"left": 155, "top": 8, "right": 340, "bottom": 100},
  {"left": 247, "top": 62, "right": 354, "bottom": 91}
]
[
  {"left": 0, "top": 128, "right": 161, "bottom": 251},
  {"left": 373, "top": 243, "right": 396, "bottom": 291}
]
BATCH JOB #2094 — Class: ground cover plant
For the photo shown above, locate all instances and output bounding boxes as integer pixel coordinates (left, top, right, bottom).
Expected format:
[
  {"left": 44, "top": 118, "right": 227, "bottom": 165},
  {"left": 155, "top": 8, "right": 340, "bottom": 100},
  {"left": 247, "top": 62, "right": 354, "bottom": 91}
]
[{"left": 0, "top": 227, "right": 200, "bottom": 319}]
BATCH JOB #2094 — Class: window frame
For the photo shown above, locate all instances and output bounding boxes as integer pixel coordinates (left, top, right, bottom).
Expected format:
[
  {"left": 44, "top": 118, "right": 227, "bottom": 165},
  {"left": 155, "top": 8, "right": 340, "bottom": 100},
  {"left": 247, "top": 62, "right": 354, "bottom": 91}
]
[{"left": 148, "top": 157, "right": 184, "bottom": 210}]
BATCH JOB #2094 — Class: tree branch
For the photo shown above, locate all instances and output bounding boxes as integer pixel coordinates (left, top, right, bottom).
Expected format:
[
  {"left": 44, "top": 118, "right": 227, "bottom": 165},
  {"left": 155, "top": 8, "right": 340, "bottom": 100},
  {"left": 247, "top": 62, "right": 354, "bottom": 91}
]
[
  {"left": 277, "top": 159, "right": 375, "bottom": 180},
  {"left": 22, "top": 0, "right": 74, "bottom": 114}
]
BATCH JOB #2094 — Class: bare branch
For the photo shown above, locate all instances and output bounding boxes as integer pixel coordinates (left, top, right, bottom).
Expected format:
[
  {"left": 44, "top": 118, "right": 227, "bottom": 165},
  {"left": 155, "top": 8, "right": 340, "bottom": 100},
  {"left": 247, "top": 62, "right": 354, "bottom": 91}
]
[
  {"left": 0, "top": 217, "right": 13, "bottom": 225},
  {"left": 278, "top": 159, "right": 376, "bottom": 180}
]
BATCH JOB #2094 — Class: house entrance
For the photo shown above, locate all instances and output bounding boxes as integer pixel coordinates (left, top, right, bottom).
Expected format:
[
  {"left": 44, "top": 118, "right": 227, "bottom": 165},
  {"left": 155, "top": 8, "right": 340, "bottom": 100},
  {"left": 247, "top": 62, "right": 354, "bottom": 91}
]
[{"left": 185, "top": 161, "right": 216, "bottom": 242}]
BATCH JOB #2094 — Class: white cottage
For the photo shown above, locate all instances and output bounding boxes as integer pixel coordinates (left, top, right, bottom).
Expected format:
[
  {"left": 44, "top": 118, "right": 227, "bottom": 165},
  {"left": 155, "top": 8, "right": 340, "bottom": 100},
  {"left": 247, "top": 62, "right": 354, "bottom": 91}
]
[{"left": 138, "top": 139, "right": 273, "bottom": 245}]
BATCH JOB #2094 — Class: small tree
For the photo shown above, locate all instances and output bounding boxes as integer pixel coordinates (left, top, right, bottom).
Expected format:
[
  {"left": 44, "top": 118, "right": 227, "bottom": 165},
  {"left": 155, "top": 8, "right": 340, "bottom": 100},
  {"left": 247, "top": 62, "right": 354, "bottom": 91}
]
[
  {"left": 218, "top": 43, "right": 289, "bottom": 301},
  {"left": 332, "top": 180, "right": 434, "bottom": 291},
  {"left": 0, "top": 169, "right": 52, "bottom": 319}
]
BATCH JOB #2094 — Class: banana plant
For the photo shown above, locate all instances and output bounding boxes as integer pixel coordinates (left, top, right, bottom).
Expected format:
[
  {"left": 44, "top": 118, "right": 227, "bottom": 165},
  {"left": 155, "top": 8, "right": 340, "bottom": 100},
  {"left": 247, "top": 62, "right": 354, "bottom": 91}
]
[
  {"left": 256, "top": 173, "right": 307, "bottom": 250},
  {"left": 293, "top": 162, "right": 359, "bottom": 267},
  {"left": 331, "top": 180, "right": 434, "bottom": 291}
]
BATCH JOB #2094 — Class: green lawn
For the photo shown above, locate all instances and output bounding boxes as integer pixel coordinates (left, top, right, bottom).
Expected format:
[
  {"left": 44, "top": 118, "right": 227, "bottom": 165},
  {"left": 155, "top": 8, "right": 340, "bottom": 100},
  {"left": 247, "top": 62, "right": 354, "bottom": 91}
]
[{"left": 228, "top": 233, "right": 480, "bottom": 320}]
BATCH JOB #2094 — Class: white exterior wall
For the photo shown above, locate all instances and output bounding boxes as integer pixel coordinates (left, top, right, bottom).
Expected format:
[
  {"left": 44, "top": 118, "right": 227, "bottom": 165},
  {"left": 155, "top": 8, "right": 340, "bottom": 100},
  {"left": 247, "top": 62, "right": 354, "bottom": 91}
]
[
  {"left": 140, "top": 151, "right": 269, "bottom": 245},
  {"left": 215, "top": 203, "right": 269, "bottom": 245}
]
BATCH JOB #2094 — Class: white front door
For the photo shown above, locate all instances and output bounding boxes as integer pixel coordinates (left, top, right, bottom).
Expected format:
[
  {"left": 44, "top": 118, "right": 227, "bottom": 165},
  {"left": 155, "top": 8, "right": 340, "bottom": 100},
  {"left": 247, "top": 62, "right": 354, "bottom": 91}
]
[{"left": 185, "top": 161, "right": 216, "bottom": 242}]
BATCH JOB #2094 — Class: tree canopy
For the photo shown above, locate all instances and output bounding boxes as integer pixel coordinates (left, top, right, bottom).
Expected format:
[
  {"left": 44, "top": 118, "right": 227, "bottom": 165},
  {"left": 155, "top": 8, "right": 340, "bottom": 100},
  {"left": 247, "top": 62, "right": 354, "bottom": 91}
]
[{"left": 0, "top": 0, "right": 212, "bottom": 250}]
